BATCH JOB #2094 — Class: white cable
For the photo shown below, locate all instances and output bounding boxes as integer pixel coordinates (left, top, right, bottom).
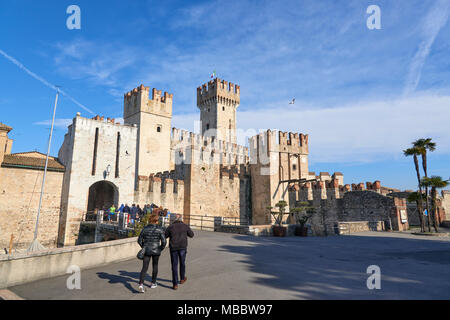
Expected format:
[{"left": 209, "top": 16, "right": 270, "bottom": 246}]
[{"left": 0, "top": 49, "right": 95, "bottom": 115}]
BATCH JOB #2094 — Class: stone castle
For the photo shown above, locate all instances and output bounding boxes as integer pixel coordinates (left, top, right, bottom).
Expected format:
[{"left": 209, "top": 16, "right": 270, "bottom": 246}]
[{"left": 1, "top": 78, "right": 449, "bottom": 249}]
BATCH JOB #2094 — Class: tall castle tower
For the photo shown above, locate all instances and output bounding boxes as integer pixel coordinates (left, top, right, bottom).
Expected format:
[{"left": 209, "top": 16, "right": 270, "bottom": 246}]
[
  {"left": 197, "top": 78, "right": 240, "bottom": 144},
  {"left": 123, "top": 84, "right": 173, "bottom": 178}
]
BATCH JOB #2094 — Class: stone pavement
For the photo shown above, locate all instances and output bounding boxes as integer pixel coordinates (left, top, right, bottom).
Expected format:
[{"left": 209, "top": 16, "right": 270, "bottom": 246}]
[{"left": 8, "top": 230, "right": 450, "bottom": 300}]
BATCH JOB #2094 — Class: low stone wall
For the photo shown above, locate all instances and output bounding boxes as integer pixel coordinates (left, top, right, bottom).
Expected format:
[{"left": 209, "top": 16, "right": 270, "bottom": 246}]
[
  {"left": 0, "top": 237, "right": 140, "bottom": 289},
  {"left": 336, "top": 221, "right": 385, "bottom": 235},
  {"left": 215, "top": 224, "right": 304, "bottom": 237}
]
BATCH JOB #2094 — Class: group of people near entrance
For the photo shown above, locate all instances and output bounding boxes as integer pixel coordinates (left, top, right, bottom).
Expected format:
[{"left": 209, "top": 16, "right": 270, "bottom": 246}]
[
  {"left": 104, "top": 203, "right": 170, "bottom": 226},
  {"left": 137, "top": 213, "right": 194, "bottom": 292}
]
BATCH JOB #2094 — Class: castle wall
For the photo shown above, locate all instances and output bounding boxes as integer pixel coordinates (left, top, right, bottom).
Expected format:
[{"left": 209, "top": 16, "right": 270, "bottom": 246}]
[
  {"left": 0, "top": 166, "right": 63, "bottom": 249},
  {"left": 133, "top": 175, "right": 184, "bottom": 214},
  {"left": 57, "top": 115, "right": 137, "bottom": 246},
  {"left": 123, "top": 85, "right": 173, "bottom": 178},
  {"left": 249, "top": 129, "right": 310, "bottom": 224},
  {"left": 288, "top": 180, "right": 408, "bottom": 235},
  {"left": 171, "top": 134, "right": 251, "bottom": 226}
]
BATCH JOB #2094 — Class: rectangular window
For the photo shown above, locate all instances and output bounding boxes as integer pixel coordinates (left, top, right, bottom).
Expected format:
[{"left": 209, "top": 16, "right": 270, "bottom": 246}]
[
  {"left": 115, "top": 132, "right": 120, "bottom": 178},
  {"left": 92, "top": 128, "right": 99, "bottom": 175}
]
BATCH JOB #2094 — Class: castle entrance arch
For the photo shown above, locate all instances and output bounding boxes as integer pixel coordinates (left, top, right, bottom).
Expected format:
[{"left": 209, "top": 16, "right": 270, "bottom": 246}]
[{"left": 87, "top": 181, "right": 119, "bottom": 212}]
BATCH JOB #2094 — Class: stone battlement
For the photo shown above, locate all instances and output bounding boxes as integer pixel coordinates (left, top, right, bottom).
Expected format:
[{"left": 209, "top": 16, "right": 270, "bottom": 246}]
[
  {"left": 293, "top": 179, "right": 383, "bottom": 202},
  {"left": 124, "top": 84, "right": 173, "bottom": 119},
  {"left": 136, "top": 174, "right": 183, "bottom": 194},
  {"left": 249, "top": 129, "right": 309, "bottom": 157},
  {"left": 124, "top": 84, "right": 173, "bottom": 102},
  {"left": 197, "top": 78, "right": 240, "bottom": 107},
  {"left": 89, "top": 115, "right": 131, "bottom": 127},
  {"left": 171, "top": 128, "right": 248, "bottom": 165},
  {"left": 219, "top": 164, "right": 248, "bottom": 180}
]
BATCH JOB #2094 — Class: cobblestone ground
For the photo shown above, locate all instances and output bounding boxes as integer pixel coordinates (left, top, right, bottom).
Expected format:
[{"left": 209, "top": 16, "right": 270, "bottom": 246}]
[{"left": 8, "top": 230, "right": 450, "bottom": 300}]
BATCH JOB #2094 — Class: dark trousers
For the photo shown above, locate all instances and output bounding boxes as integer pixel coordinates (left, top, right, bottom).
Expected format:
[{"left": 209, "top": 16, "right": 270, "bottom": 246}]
[
  {"left": 170, "top": 249, "right": 187, "bottom": 286},
  {"left": 139, "top": 255, "right": 160, "bottom": 285}
]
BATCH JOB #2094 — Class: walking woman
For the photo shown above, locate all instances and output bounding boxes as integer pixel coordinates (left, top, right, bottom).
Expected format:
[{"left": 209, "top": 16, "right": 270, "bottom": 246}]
[{"left": 137, "top": 214, "right": 166, "bottom": 293}]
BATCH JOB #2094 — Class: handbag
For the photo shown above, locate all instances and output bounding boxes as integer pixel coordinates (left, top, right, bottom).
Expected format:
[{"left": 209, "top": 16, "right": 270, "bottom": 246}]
[{"left": 137, "top": 247, "right": 146, "bottom": 260}]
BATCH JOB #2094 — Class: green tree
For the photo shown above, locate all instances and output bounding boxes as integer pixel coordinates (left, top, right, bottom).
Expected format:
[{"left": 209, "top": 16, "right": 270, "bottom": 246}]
[
  {"left": 403, "top": 147, "right": 425, "bottom": 232},
  {"left": 128, "top": 213, "right": 152, "bottom": 237},
  {"left": 290, "top": 201, "right": 316, "bottom": 228},
  {"left": 421, "top": 176, "right": 448, "bottom": 233},
  {"left": 268, "top": 200, "right": 289, "bottom": 226},
  {"left": 413, "top": 138, "right": 436, "bottom": 232},
  {"left": 407, "top": 191, "right": 426, "bottom": 232}
]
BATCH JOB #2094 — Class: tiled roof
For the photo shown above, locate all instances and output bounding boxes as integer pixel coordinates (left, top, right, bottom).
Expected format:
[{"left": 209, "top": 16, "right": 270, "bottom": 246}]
[
  {"left": 10, "top": 151, "right": 49, "bottom": 159},
  {"left": 1, "top": 154, "right": 65, "bottom": 171}
]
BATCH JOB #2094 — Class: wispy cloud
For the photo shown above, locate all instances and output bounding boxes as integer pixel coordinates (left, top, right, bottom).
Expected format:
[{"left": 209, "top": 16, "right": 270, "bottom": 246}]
[
  {"left": 0, "top": 48, "right": 95, "bottom": 115},
  {"left": 34, "top": 118, "right": 73, "bottom": 129},
  {"left": 403, "top": 0, "right": 450, "bottom": 96},
  {"left": 54, "top": 39, "right": 137, "bottom": 87},
  {"left": 173, "top": 93, "right": 450, "bottom": 163}
]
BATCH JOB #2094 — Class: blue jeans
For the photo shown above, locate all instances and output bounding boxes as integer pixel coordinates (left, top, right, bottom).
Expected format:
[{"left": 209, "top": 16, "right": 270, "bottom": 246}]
[{"left": 170, "top": 249, "right": 187, "bottom": 286}]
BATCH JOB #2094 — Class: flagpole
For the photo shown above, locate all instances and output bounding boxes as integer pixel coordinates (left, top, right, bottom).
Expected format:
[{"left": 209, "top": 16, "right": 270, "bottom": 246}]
[{"left": 28, "top": 87, "right": 60, "bottom": 253}]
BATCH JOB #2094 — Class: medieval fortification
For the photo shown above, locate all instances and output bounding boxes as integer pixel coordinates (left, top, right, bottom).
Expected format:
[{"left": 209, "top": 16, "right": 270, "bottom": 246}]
[{"left": 1, "top": 78, "right": 449, "bottom": 248}]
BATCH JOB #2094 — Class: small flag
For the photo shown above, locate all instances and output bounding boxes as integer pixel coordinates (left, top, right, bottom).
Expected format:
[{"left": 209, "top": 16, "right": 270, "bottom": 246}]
[
  {"left": 423, "top": 209, "right": 428, "bottom": 216},
  {"left": 211, "top": 70, "right": 216, "bottom": 78}
]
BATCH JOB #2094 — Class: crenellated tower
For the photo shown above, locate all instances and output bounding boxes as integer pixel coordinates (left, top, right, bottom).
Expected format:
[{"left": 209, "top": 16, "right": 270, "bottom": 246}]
[
  {"left": 123, "top": 84, "right": 173, "bottom": 179},
  {"left": 197, "top": 78, "right": 240, "bottom": 144}
]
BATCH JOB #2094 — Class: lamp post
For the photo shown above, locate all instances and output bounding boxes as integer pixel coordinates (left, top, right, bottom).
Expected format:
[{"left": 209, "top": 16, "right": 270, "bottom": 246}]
[{"left": 28, "top": 87, "right": 60, "bottom": 253}]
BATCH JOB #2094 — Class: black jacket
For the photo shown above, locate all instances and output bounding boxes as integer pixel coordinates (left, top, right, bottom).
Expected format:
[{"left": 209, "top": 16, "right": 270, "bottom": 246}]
[
  {"left": 164, "top": 221, "right": 194, "bottom": 251},
  {"left": 138, "top": 224, "right": 166, "bottom": 256}
]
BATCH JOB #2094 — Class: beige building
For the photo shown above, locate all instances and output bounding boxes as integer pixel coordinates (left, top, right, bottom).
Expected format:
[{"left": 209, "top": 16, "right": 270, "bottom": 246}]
[{"left": 0, "top": 123, "right": 65, "bottom": 249}]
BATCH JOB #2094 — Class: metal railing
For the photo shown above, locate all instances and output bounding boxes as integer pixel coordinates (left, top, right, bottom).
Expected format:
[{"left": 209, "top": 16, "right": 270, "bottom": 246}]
[{"left": 186, "top": 214, "right": 250, "bottom": 231}]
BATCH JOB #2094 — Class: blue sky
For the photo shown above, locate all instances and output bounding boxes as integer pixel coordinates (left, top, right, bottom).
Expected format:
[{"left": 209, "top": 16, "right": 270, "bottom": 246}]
[{"left": 0, "top": 0, "right": 449, "bottom": 190}]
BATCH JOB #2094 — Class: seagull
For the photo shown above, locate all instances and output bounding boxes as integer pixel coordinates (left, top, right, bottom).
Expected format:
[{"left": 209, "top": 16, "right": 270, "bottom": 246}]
[{"left": 289, "top": 98, "right": 295, "bottom": 104}]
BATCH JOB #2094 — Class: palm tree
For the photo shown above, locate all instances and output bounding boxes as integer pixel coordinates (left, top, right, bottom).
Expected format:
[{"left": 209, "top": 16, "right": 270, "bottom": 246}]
[
  {"left": 412, "top": 138, "right": 436, "bottom": 232},
  {"left": 407, "top": 191, "right": 426, "bottom": 232},
  {"left": 421, "top": 176, "right": 449, "bottom": 232},
  {"left": 403, "top": 147, "right": 426, "bottom": 232}
]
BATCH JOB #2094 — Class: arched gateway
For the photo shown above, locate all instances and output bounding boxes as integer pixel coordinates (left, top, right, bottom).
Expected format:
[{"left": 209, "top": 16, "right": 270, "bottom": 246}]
[{"left": 87, "top": 181, "right": 119, "bottom": 212}]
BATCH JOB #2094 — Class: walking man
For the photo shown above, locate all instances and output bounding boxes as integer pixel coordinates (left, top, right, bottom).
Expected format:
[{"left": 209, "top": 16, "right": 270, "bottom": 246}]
[{"left": 165, "top": 214, "right": 194, "bottom": 290}]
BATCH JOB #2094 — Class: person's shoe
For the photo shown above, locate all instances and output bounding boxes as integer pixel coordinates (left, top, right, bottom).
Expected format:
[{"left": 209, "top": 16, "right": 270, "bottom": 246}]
[
  {"left": 150, "top": 282, "right": 157, "bottom": 289},
  {"left": 173, "top": 285, "right": 178, "bottom": 290},
  {"left": 138, "top": 285, "right": 145, "bottom": 293},
  {"left": 180, "top": 277, "right": 187, "bottom": 284}
]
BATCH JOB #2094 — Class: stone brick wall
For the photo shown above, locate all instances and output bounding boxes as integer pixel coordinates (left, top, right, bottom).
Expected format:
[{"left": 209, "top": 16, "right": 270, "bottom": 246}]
[
  {"left": 289, "top": 188, "right": 409, "bottom": 236},
  {"left": 0, "top": 166, "right": 63, "bottom": 249}
]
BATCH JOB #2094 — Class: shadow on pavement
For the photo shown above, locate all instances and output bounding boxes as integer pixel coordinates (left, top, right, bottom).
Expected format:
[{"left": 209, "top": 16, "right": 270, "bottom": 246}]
[
  {"left": 217, "top": 233, "right": 450, "bottom": 299},
  {"left": 97, "top": 270, "right": 173, "bottom": 293}
]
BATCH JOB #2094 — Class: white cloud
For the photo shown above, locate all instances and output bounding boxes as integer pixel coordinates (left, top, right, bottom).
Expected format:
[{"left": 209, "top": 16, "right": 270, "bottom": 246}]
[
  {"left": 34, "top": 118, "right": 73, "bottom": 129},
  {"left": 404, "top": 0, "right": 450, "bottom": 96},
  {"left": 171, "top": 93, "right": 450, "bottom": 164}
]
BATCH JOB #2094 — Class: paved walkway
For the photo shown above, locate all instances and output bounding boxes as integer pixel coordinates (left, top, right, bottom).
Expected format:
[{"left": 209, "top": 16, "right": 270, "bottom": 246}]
[{"left": 9, "top": 230, "right": 450, "bottom": 300}]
